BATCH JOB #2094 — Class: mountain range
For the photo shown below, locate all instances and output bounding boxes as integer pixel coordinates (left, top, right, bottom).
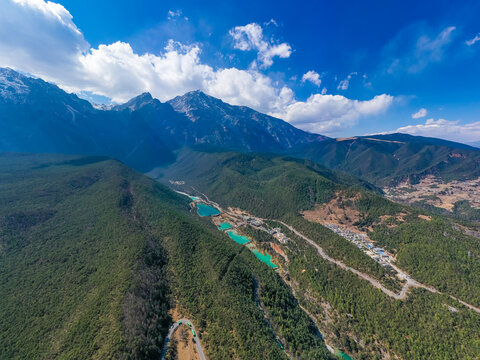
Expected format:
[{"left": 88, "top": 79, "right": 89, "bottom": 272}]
[
  {"left": 0, "top": 68, "right": 322, "bottom": 171},
  {"left": 1, "top": 66, "right": 480, "bottom": 186},
  {"left": 289, "top": 133, "right": 480, "bottom": 186}
]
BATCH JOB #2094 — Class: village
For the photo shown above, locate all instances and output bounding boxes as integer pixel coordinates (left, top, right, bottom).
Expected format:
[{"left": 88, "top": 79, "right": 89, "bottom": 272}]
[{"left": 324, "top": 223, "right": 413, "bottom": 281}]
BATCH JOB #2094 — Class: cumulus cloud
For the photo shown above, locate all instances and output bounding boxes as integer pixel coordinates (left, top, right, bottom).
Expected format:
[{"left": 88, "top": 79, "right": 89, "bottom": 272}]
[
  {"left": 390, "top": 118, "right": 480, "bottom": 144},
  {"left": 229, "top": 23, "right": 292, "bottom": 68},
  {"left": 0, "top": 0, "right": 89, "bottom": 81},
  {"left": 264, "top": 19, "right": 278, "bottom": 27},
  {"left": 273, "top": 94, "right": 393, "bottom": 134},
  {"left": 301, "top": 70, "right": 321, "bottom": 86},
  {"left": 205, "top": 68, "right": 295, "bottom": 114},
  {"left": 411, "top": 108, "right": 427, "bottom": 119},
  {"left": 76, "top": 40, "right": 215, "bottom": 102},
  {"left": 0, "top": 0, "right": 394, "bottom": 136},
  {"left": 466, "top": 33, "right": 480, "bottom": 46}
]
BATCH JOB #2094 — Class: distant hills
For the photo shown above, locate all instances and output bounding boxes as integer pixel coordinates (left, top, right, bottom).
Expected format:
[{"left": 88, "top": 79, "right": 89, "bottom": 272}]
[
  {"left": 289, "top": 133, "right": 480, "bottom": 186},
  {"left": 159, "top": 148, "right": 480, "bottom": 302},
  {"left": 157, "top": 148, "right": 378, "bottom": 218},
  {"left": 1, "top": 67, "right": 480, "bottom": 186},
  {"left": 0, "top": 68, "right": 174, "bottom": 171},
  {"left": 2, "top": 67, "right": 480, "bottom": 360}
]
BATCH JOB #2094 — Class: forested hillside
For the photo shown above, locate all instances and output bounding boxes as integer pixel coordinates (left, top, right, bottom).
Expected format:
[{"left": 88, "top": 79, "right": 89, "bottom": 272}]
[
  {"left": 289, "top": 133, "right": 480, "bottom": 186},
  {"left": 157, "top": 148, "right": 377, "bottom": 218},
  {"left": 0, "top": 153, "right": 333, "bottom": 360},
  {"left": 160, "top": 150, "right": 480, "bottom": 305},
  {"left": 159, "top": 149, "right": 480, "bottom": 359}
]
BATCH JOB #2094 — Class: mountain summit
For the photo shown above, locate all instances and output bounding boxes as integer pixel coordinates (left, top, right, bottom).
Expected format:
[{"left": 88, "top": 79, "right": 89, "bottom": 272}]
[
  {"left": 0, "top": 68, "right": 327, "bottom": 171},
  {"left": 112, "top": 92, "right": 154, "bottom": 112},
  {"left": 168, "top": 90, "right": 326, "bottom": 150}
]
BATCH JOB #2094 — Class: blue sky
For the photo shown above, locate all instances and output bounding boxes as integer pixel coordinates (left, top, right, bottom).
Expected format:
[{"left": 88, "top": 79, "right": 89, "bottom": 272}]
[{"left": 1, "top": 0, "right": 480, "bottom": 142}]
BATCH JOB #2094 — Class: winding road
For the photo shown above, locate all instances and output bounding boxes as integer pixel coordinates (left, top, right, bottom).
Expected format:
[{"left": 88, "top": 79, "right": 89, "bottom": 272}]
[
  {"left": 159, "top": 319, "right": 206, "bottom": 360},
  {"left": 279, "top": 221, "right": 480, "bottom": 313},
  {"left": 179, "top": 189, "right": 480, "bottom": 315}
]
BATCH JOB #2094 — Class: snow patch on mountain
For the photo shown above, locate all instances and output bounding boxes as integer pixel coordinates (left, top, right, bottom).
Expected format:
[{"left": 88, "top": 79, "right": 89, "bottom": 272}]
[{"left": 0, "top": 69, "right": 30, "bottom": 100}]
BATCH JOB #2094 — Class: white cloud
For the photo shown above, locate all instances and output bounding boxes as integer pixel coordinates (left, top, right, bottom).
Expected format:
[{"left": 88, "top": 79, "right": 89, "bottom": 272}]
[
  {"left": 0, "top": 0, "right": 89, "bottom": 82},
  {"left": 387, "top": 26, "right": 456, "bottom": 74},
  {"left": 337, "top": 79, "right": 349, "bottom": 90},
  {"left": 390, "top": 118, "right": 480, "bottom": 143},
  {"left": 264, "top": 19, "right": 278, "bottom": 27},
  {"left": 77, "top": 40, "right": 215, "bottom": 103},
  {"left": 0, "top": 0, "right": 394, "bottom": 136},
  {"left": 205, "top": 68, "right": 294, "bottom": 114},
  {"left": 168, "top": 10, "right": 182, "bottom": 19},
  {"left": 337, "top": 72, "right": 357, "bottom": 90},
  {"left": 466, "top": 33, "right": 480, "bottom": 46},
  {"left": 229, "top": 23, "right": 292, "bottom": 68},
  {"left": 273, "top": 94, "right": 393, "bottom": 134},
  {"left": 13, "top": 0, "right": 82, "bottom": 35},
  {"left": 411, "top": 108, "right": 427, "bottom": 119},
  {"left": 301, "top": 70, "right": 321, "bottom": 86}
]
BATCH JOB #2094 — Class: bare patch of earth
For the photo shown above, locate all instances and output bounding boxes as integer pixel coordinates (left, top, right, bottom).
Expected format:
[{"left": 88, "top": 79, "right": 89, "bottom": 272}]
[
  {"left": 302, "top": 192, "right": 362, "bottom": 229},
  {"left": 270, "top": 242, "right": 288, "bottom": 263}
]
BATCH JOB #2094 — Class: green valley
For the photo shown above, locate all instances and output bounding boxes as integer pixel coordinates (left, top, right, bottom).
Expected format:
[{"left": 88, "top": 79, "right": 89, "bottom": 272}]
[
  {"left": 0, "top": 153, "right": 334, "bottom": 360},
  {"left": 158, "top": 149, "right": 480, "bottom": 359}
]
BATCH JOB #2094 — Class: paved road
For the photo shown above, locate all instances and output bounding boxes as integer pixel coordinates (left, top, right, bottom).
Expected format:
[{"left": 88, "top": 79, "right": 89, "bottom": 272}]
[
  {"left": 179, "top": 190, "right": 480, "bottom": 314},
  {"left": 279, "top": 221, "right": 480, "bottom": 314},
  {"left": 279, "top": 221, "right": 408, "bottom": 299},
  {"left": 159, "top": 319, "right": 206, "bottom": 360}
]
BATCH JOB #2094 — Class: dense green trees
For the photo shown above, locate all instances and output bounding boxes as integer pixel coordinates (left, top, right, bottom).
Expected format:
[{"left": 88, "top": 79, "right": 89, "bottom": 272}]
[
  {"left": 161, "top": 149, "right": 480, "bottom": 359},
  {"left": 134, "top": 184, "right": 333, "bottom": 359},
  {"left": 0, "top": 153, "right": 332, "bottom": 359},
  {"left": 286, "top": 234, "right": 480, "bottom": 359},
  {"left": 370, "top": 218, "right": 480, "bottom": 306}
]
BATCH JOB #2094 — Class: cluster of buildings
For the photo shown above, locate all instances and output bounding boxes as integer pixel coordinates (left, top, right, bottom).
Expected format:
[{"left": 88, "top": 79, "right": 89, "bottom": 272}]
[
  {"left": 236, "top": 214, "right": 290, "bottom": 244},
  {"left": 241, "top": 215, "right": 263, "bottom": 227},
  {"left": 269, "top": 227, "right": 290, "bottom": 244},
  {"left": 169, "top": 180, "right": 185, "bottom": 185},
  {"left": 257, "top": 225, "right": 290, "bottom": 244},
  {"left": 325, "top": 223, "right": 394, "bottom": 267}
]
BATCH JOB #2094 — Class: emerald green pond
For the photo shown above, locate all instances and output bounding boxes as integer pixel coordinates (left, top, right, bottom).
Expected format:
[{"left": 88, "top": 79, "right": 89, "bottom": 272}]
[
  {"left": 196, "top": 203, "right": 220, "bottom": 216},
  {"left": 192, "top": 201, "right": 279, "bottom": 270},
  {"left": 189, "top": 196, "right": 200, "bottom": 201},
  {"left": 218, "top": 222, "right": 233, "bottom": 230},
  {"left": 335, "top": 350, "right": 353, "bottom": 360},
  {"left": 250, "top": 249, "right": 278, "bottom": 268},
  {"left": 226, "top": 231, "right": 250, "bottom": 245}
]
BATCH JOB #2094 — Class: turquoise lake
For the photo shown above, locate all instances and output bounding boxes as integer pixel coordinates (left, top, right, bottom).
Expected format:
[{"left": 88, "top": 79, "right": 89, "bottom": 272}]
[
  {"left": 218, "top": 222, "right": 233, "bottom": 230},
  {"left": 226, "top": 231, "right": 250, "bottom": 245},
  {"left": 196, "top": 203, "right": 221, "bottom": 216},
  {"left": 250, "top": 248, "right": 278, "bottom": 268}
]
